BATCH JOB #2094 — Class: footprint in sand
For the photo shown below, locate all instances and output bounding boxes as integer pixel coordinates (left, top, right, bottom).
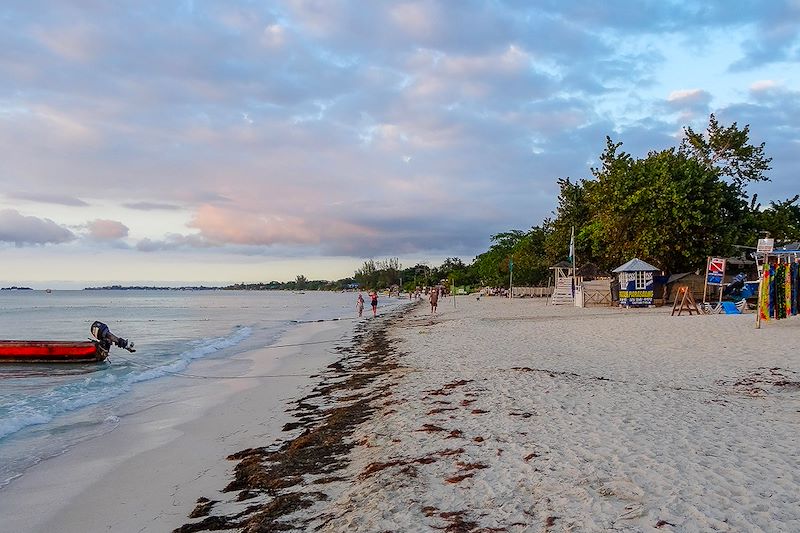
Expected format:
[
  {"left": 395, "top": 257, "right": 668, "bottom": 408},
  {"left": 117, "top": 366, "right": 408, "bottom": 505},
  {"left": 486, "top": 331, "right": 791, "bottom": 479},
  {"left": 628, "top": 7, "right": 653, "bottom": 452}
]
[{"left": 596, "top": 479, "right": 646, "bottom": 520}]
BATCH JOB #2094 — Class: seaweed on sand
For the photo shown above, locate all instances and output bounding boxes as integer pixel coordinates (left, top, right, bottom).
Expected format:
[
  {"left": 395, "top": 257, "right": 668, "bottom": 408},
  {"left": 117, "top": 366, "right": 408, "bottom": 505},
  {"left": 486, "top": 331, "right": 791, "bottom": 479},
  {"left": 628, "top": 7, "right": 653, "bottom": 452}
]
[{"left": 174, "top": 313, "right": 404, "bottom": 532}]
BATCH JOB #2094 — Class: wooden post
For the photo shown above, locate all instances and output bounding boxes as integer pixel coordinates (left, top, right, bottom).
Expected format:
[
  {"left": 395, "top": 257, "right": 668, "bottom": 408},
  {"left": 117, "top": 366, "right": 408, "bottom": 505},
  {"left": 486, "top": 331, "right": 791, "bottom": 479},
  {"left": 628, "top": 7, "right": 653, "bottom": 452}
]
[
  {"left": 509, "top": 259, "right": 513, "bottom": 300},
  {"left": 702, "top": 256, "right": 710, "bottom": 303},
  {"left": 755, "top": 268, "right": 763, "bottom": 329}
]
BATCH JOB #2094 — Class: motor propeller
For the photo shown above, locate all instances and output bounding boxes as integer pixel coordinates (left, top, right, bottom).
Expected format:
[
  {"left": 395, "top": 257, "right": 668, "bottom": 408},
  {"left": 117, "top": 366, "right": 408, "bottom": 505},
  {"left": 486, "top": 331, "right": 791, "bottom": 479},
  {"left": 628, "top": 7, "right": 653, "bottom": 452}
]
[{"left": 90, "top": 321, "right": 136, "bottom": 353}]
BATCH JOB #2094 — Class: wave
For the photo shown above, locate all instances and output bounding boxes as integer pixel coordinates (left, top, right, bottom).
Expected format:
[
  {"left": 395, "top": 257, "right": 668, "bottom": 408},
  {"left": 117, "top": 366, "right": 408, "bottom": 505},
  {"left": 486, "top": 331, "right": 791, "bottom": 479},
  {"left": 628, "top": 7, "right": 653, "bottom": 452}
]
[{"left": 0, "top": 326, "right": 252, "bottom": 442}]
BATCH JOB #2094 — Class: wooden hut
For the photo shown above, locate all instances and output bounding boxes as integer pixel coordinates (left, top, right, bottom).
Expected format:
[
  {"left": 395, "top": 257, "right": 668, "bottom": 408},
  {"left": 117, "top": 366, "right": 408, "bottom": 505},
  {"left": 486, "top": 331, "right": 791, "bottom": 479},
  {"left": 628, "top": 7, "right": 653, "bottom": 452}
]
[
  {"left": 664, "top": 272, "right": 705, "bottom": 303},
  {"left": 612, "top": 258, "right": 661, "bottom": 307}
]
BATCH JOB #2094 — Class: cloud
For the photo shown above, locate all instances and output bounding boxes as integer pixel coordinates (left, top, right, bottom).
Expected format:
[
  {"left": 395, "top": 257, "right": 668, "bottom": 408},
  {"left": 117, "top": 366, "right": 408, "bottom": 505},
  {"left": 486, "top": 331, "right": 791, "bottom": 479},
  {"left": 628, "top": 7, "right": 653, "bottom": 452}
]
[
  {"left": 188, "top": 205, "right": 320, "bottom": 246},
  {"left": 122, "top": 202, "right": 182, "bottom": 211},
  {"left": 86, "top": 219, "right": 129, "bottom": 240},
  {"left": 728, "top": 1, "right": 800, "bottom": 70},
  {"left": 0, "top": 0, "right": 797, "bottom": 275},
  {"left": 0, "top": 209, "right": 76, "bottom": 246},
  {"left": 135, "top": 233, "right": 213, "bottom": 252},
  {"left": 749, "top": 79, "right": 780, "bottom": 93},
  {"left": 664, "top": 89, "right": 712, "bottom": 121},
  {"left": 7, "top": 192, "right": 89, "bottom": 206},
  {"left": 667, "top": 89, "right": 712, "bottom": 106}
]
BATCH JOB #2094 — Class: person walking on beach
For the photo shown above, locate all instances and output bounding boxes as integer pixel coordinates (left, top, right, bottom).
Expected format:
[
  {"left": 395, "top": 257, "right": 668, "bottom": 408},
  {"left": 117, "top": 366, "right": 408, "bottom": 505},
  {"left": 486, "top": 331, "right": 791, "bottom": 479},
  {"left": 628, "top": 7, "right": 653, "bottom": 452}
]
[
  {"left": 429, "top": 286, "right": 439, "bottom": 314},
  {"left": 370, "top": 291, "right": 378, "bottom": 317},
  {"left": 356, "top": 293, "right": 365, "bottom": 317}
]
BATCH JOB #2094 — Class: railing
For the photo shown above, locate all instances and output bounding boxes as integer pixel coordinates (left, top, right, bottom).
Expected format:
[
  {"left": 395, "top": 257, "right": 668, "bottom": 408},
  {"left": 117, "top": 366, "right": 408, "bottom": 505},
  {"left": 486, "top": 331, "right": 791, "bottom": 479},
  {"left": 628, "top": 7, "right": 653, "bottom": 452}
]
[{"left": 512, "top": 286, "right": 554, "bottom": 298}]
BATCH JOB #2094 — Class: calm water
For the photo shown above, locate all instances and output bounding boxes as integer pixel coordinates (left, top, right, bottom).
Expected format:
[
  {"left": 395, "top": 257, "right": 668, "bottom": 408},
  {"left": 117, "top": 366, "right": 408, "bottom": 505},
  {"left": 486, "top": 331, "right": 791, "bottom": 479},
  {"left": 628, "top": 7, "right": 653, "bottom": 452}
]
[{"left": 0, "top": 290, "right": 398, "bottom": 489}]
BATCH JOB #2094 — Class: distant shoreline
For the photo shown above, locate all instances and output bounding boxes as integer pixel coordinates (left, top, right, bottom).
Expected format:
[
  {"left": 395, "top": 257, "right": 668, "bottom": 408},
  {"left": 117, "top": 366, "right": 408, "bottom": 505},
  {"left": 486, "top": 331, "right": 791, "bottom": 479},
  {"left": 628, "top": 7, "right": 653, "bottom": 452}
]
[{"left": 82, "top": 285, "right": 222, "bottom": 291}]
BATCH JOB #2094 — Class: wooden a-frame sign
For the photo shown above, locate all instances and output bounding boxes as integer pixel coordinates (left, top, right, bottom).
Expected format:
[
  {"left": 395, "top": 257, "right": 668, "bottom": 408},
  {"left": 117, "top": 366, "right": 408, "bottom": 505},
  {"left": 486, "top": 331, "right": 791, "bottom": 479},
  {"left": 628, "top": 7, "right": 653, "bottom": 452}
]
[{"left": 671, "top": 285, "right": 701, "bottom": 316}]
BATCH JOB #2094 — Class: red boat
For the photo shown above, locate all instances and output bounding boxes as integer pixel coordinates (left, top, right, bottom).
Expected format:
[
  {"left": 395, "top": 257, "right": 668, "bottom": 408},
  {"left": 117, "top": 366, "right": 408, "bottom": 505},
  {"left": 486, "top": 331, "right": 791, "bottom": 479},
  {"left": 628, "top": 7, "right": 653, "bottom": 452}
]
[{"left": 0, "top": 321, "right": 135, "bottom": 363}]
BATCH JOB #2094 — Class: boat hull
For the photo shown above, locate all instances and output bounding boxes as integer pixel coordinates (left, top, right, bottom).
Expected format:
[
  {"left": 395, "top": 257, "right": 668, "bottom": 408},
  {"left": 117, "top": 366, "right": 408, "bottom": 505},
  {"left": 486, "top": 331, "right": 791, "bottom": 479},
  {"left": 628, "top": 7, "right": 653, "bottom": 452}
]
[{"left": 0, "top": 341, "right": 108, "bottom": 363}]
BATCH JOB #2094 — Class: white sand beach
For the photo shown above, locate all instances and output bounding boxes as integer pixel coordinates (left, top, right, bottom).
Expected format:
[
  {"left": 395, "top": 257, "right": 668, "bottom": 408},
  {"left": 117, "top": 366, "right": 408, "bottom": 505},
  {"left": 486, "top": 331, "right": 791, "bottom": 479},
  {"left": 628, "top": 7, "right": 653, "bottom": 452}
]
[
  {"left": 3, "top": 297, "right": 798, "bottom": 532},
  {"left": 0, "top": 318, "right": 352, "bottom": 533},
  {"left": 290, "top": 297, "right": 799, "bottom": 532}
]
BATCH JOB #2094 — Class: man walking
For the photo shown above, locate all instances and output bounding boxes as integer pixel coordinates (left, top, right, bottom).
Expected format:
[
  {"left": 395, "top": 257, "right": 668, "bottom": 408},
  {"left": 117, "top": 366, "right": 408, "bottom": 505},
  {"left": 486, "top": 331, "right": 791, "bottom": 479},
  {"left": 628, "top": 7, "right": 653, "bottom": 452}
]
[{"left": 429, "top": 287, "right": 439, "bottom": 314}]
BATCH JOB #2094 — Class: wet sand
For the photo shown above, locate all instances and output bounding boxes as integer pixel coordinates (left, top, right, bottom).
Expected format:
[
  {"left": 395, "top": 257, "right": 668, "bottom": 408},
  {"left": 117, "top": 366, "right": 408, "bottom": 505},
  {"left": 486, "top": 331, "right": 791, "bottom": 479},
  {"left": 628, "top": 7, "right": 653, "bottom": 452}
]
[{"left": 0, "top": 318, "right": 352, "bottom": 533}]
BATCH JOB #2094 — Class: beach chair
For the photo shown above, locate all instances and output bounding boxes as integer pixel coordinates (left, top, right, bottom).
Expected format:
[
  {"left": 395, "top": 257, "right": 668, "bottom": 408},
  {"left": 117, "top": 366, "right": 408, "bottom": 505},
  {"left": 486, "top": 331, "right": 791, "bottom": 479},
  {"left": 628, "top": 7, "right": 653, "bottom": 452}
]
[{"left": 720, "top": 301, "right": 742, "bottom": 314}]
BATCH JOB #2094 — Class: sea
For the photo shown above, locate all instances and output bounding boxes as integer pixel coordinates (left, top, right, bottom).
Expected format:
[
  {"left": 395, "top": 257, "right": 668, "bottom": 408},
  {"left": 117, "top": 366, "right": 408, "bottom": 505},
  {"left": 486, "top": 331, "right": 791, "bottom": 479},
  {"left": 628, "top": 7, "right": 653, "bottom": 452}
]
[{"left": 0, "top": 289, "right": 402, "bottom": 490}]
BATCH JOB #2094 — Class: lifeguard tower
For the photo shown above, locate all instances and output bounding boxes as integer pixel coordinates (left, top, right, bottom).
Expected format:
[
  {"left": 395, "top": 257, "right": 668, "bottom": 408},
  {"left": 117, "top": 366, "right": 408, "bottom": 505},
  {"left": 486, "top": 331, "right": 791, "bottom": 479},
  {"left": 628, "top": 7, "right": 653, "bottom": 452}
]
[{"left": 549, "top": 260, "right": 574, "bottom": 305}]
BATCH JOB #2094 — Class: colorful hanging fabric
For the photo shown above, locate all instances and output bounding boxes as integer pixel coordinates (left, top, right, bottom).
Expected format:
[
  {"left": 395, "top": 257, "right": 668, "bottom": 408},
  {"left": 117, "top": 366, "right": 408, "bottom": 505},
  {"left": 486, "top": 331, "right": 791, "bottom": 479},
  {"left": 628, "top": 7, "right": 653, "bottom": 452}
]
[
  {"left": 760, "top": 265, "right": 771, "bottom": 322},
  {"left": 781, "top": 264, "right": 789, "bottom": 318},
  {"left": 786, "top": 263, "right": 793, "bottom": 317},
  {"left": 775, "top": 264, "right": 786, "bottom": 319},
  {"left": 790, "top": 263, "right": 800, "bottom": 316},
  {"left": 769, "top": 264, "right": 776, "bottom": 319}
]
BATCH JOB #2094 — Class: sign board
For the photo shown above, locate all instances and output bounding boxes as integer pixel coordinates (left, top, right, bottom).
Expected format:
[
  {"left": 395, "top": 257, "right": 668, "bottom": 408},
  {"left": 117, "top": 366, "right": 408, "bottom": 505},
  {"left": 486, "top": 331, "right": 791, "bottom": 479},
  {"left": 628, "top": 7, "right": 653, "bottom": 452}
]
[
  {"left": 706, "top": 257, "right": 726, "bottom": 285},
  {"left": 618, "top": 271, "right": 654, "bottom": 307},
  {"left": 757, "top": 238, "right": 774, "bottom": 253}
]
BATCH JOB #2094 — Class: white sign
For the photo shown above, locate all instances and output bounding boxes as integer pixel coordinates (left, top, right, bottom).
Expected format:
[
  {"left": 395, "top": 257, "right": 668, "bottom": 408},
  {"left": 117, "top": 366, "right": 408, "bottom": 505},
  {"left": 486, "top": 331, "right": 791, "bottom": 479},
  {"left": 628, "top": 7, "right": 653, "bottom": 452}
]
[{"left": 757, "top": 238, "right": 774, "bottom": 253}]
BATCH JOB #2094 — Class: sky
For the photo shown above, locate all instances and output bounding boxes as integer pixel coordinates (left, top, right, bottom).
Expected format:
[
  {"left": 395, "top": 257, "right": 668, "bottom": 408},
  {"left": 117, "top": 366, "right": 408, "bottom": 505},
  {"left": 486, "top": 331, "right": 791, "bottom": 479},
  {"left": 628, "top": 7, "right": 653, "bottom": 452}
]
[{"left": 1, "top": 1, "right": 798, "bottom": 288}]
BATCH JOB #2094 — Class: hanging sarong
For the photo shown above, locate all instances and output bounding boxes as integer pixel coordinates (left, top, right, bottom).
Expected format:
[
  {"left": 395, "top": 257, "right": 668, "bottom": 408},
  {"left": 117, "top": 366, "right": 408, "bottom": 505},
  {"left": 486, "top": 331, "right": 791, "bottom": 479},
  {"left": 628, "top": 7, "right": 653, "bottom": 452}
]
[
  {"left": 792, "top": 262, "right": 799, "bottom": 316},
  {"left": 775, "top": 264, "right": 786, "bottom": 319},
  {"left": 786, "top": 263, "right": 793, "bottom": 317},
  {"left": 760, "top": 266, "right": 771, "bottom": 322},
  {"left": 769, "top": 265, "right": 777, "bottom": 319}
]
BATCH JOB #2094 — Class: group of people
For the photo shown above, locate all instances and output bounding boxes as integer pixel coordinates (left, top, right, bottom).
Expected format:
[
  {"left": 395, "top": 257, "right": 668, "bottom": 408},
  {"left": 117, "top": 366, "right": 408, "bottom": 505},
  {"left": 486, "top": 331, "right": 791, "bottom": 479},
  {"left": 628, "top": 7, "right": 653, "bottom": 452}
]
[
  {"left": 356, "top": 286, "right": 442, "bottom": 317},
  {"left": 356, "top": 291, "right": 378, "bottom": 318}
]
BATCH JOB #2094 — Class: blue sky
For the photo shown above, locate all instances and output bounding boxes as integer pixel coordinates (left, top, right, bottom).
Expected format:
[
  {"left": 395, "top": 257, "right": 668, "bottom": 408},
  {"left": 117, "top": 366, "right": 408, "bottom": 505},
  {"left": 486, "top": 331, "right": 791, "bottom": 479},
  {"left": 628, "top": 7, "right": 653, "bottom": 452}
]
[{"left": 1, "top": 1, "right": 798, "bottom": 287}]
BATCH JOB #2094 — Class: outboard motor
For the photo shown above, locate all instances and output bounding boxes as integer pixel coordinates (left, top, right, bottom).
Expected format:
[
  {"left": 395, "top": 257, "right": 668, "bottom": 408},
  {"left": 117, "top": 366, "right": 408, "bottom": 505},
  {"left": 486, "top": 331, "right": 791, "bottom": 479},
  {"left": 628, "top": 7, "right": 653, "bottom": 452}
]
[{"left": 91, "top": 321, "right": 135, "bottom": 353}]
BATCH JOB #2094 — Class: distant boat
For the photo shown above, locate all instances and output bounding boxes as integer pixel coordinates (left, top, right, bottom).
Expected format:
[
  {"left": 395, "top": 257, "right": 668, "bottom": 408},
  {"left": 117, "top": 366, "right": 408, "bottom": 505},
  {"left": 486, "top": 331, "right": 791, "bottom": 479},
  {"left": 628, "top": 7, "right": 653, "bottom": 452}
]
[
  {"left": 0, "top": 321, "right": 135, "bottom": 363},
  {"left": 45, "top": 289, "right": 52, "bottom": 294}
]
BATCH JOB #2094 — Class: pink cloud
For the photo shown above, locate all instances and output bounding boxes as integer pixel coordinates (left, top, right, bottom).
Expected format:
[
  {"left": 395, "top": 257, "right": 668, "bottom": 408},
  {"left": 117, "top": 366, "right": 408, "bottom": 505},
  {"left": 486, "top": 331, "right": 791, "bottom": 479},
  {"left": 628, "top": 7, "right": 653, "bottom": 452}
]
[
  {"left": 184, "top": 203, "right": 380, "bottom": 250},
  {"left": 188, "top": 205, "right": 319, "bottom": 245},
  {"left": 87, "top": 219, "right": 129, "bottom": 240}
]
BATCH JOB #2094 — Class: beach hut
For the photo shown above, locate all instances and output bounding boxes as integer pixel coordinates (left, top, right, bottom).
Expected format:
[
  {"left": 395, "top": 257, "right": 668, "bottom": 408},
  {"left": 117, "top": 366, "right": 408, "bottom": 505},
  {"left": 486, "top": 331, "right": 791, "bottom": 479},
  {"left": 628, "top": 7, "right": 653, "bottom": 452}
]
[{"left": 612, "top": 258, "right": 661, "bottom": 307}]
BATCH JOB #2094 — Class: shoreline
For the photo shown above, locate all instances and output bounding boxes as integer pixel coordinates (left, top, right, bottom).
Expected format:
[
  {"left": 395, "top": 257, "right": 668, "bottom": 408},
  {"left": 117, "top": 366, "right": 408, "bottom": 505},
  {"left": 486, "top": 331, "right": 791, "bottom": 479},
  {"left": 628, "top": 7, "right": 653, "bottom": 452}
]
[
  {"left": 177, "top": 296, "right": 798, "bottom": 532},
  {"left": 174, "top": 303, "right": 415, "bottom": 531},
  {"left": 0, "top": 315, "right": 358, "bottom": 532}
]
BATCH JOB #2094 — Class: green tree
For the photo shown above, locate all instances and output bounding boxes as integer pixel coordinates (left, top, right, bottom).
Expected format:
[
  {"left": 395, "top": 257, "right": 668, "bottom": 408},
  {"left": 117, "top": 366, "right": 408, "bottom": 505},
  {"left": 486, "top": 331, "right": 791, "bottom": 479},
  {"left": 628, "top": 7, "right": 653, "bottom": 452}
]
[
  {"left": 544, "top": 177, "right": 594, "bottom": 266},
  {"left": 680, "top": 113, "right": 772, "bottom": 196},
  {"left": 753, "top": 195, "right": 800, "bottom": 244},
  {"left": 510, "top": 225, "right": 551, "bottom": 285},
  {"left": 472, "top": 230, "right": 525, "bottom": 286},
  {"left": 587, "top": 142, "right": 747, "bottom": 273}
]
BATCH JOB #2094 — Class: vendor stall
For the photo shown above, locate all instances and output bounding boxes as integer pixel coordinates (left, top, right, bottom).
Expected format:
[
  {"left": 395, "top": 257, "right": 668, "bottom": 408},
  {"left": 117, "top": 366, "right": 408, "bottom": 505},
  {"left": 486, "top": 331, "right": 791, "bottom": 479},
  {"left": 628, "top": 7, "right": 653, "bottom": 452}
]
[{"left": 612, "top": 258, "right": 661, "bottom": 308}]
